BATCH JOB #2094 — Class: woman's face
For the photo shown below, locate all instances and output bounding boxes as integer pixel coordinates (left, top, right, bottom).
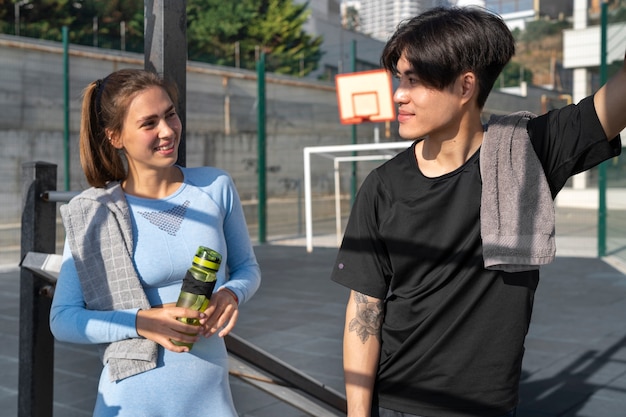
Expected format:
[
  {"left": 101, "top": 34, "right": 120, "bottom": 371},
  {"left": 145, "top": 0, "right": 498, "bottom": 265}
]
[{"left": 111, "top": 85, "right": 182, "bottom": 173}]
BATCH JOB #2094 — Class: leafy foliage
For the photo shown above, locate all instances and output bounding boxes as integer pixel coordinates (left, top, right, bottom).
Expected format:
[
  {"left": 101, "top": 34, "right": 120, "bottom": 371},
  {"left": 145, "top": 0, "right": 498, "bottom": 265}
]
[
  {"left": 5, "top": 0, "right": 143, "bottom": 50},
  {"left": 343, "top": 5, "right": 360, "bottom": 31},
  {"left": 2, "top": 0, "right": 323, "bottom": 76},
  {"left": 187, "top": 0, "right": 322, "bottom": 75},
  {"left": 520, "top": 19, "right": 569, "bottom": 44},
  {"left": 186, "top": 1, "right": 257, "bottom": 66},
  {"left": 498, "top": 61, "right": 534, "bottom": 88}
]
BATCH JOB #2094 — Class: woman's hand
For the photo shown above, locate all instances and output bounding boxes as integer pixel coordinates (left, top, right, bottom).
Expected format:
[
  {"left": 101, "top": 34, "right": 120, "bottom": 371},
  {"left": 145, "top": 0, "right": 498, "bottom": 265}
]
[
  {"left": 136, "top": 305, "right": 207, "bottom": 352},
  {"left": 199, "top": 289, "right": 239, "bottom": 338}
]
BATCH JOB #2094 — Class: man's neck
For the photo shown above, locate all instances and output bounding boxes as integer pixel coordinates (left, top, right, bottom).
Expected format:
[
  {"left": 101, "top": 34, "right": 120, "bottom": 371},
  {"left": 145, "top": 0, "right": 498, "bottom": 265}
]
[{"left": 414, "top": 118, "right": 484, "bottom": 177}]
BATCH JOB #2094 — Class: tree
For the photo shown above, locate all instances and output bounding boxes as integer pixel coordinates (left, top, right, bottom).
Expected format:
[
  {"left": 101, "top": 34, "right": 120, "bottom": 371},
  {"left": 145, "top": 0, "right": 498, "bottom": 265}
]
[
  {"left": 343, "top": 5, "right": 360, "bottom": 31},
  {"left": 2, "top": 0, "right": 143, "bottom": 51},
  {"left": 520, "top": 18, "right": 569, "bottom": 45},
  {"left": 68, "top": 0, "right": 144, "bottom": 51},
  {"left": 186, "top": 1, "right": 258, "bottom": 66},
  {"left": 0, "top": 0, "right": 16, "bottom": 34},
  {"left": 2, "top": 0, "right": 323, "bottom": 76},
  {"left": 498, "top": 61, "right": 534, "bottom": 88},
  {"left": 187, "top": 0, "right": 323, "bottom": 76},
  {"left": 6, "top": 0, "right": 75, "bottom": 39}
]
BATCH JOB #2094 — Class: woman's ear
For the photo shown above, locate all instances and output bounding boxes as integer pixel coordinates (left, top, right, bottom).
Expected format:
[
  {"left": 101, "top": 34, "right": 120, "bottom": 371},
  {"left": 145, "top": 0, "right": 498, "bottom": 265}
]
[{"left": 106, "top": 129, "right": 123, "bottom": 149}]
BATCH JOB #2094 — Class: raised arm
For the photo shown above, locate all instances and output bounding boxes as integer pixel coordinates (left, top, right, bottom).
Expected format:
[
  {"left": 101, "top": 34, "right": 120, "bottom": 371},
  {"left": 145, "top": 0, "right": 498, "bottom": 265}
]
[
  {"left": 594, "top": 51, "right": 626, "bottom": 140},
  {"left": 343, "top": 290, "right": 384, "bottom": 417}
]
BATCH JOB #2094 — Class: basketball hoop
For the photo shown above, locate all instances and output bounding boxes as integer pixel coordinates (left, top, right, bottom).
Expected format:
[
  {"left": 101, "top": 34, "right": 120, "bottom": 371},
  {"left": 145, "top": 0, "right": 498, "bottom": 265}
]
[{"left": 335, "top": 69, "right": 396, "bottom": 125}]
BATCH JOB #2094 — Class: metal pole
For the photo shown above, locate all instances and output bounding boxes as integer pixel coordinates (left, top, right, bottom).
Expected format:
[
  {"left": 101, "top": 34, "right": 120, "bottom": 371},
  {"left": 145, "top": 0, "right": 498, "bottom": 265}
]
[
  {"left": 14, "top": 0, "right": 31, "bottom": 37},
  {"left": 144, "top": 0, "right": 188, "bottom": 167},
  {"left": 63, "top": 26, "right": 70, "bottom": 191},
  {"left": 18, "top": 162, "right": 57, "bottom": 417},
  {"left": 334, "top": 159, "right": 342, "bottom": 246},
  {"left": 121, "top": 21, "right": 126, "bottom": 51},
  {"left": 598, "top": 1, "right": 608, "bottom": 257},
  {"left": 350, "top": 40, "right": 357, "bottom": 204},
  {"left": 14, "top": 2, "right": 19, "bottom": 36},
  {"left": 257, "top": 52, "right": 267, "bottom": 243},
  {"left": 92, "top": 16, "right": 98, "bottom": 48},
  {"left": 304, "top": 147, "right": 313, "bottom": 252}
]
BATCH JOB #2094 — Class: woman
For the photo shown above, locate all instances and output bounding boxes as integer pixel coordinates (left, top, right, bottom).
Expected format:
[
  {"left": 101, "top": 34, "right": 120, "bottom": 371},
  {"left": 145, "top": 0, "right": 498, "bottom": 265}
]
[{"left": 50, "top": 68, "right": 261, "bottom": 416}]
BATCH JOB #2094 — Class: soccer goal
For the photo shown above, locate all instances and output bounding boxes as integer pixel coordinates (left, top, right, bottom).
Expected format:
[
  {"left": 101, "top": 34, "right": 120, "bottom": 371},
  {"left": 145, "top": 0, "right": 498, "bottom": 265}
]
[{"left": 303, "top": 141, "right": 413, "bottom": 252}]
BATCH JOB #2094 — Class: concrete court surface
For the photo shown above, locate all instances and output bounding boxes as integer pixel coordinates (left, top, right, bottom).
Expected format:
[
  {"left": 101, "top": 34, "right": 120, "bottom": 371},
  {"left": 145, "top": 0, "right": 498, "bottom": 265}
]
[{"left": 1, "top": 243, "right": 626, "bottom": 416}]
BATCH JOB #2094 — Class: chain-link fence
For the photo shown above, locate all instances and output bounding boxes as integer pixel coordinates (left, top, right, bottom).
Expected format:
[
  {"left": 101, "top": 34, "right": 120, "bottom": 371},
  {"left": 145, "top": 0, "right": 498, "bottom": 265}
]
[
  {"left": 2, "top": 32, "right": 626, "bottom": 267},
  {"left": 0, "top": 35, "right": 397, "bottom": 266}
]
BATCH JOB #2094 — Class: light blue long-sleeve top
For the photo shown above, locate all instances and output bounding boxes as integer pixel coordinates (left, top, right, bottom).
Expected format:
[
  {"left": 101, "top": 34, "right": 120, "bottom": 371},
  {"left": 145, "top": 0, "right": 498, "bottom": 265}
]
[{"left": 50, "top": 166, "right": 261, "bottom": 417}]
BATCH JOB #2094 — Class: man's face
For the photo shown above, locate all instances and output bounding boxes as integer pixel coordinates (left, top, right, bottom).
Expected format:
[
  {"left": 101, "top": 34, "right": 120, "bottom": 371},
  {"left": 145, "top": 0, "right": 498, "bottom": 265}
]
[{"left": 393, "top": 54, "right": 467, "bottom": 141}]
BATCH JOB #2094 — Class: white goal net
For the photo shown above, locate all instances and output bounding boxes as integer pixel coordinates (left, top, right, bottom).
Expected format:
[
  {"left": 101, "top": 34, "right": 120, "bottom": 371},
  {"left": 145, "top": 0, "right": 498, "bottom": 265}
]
[{"left": 303, "top": 141, "right": 413, "bottom": 252}]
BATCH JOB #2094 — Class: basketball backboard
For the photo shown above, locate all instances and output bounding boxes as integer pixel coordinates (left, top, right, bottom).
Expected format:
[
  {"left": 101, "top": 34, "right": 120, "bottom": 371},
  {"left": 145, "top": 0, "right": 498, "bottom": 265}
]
[{"left": 335, "top": 69, "right": 396, "bottom": 125}]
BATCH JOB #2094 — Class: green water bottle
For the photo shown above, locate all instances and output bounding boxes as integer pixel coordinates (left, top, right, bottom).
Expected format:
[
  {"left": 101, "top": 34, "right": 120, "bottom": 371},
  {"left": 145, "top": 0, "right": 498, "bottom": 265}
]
[{"left": 172, "top": 246, "right": 222, "bottom": 349}]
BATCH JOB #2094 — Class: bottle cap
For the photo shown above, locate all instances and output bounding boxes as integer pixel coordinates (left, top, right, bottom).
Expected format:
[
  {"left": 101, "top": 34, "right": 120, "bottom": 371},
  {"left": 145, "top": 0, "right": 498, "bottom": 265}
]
[{"left": 193, "top": 246, "right": 222, "bottom": 271}]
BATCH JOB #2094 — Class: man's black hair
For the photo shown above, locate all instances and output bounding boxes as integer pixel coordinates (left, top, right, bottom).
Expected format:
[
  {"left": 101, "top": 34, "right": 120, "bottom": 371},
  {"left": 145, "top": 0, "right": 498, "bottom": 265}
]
[{"left": 381, "top": 6, "right": 515, "bottom": 108}]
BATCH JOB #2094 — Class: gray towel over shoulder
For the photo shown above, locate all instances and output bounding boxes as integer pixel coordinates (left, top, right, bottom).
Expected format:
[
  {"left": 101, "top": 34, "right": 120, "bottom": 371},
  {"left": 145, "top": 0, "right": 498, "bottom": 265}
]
[
  {"left": 60, "top": 181, "right": 158, "bottom": 382},
  {"left": 479, "top": 111, "right": 556, "bottom": 272}
]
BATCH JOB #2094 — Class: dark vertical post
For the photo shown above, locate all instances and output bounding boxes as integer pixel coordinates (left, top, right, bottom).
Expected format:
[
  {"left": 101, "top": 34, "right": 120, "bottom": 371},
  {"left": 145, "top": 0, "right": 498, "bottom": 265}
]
[
  {"left": 257, "top": 52, "right": 267, "bottom": 243},
  {"left": 598, "top": 1, "right": 608, "bottom": 257},
  {"left": 63, "top": 26, "right": 70, "bottom": 191},
  {"left": 18, "top": 162, "right": 57, "bottom": 417},
  {"left": 144, "top": 0, "right": 188, "bottom": 166},
  {"left": 350, "top": 40, "right": 357, "bottom": 204}
]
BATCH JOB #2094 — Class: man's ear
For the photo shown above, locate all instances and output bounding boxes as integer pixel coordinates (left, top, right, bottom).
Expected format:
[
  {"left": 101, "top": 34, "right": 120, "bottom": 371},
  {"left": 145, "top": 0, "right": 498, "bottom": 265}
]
[{"left": 460, "top": 72, "right": 478, "bottom": 104}]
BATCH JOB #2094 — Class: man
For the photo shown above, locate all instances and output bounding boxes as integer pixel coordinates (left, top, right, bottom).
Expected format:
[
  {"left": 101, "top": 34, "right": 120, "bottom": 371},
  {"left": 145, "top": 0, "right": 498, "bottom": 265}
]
[{"left": 331, "top": 6, "right": 626, "bottom": 417}]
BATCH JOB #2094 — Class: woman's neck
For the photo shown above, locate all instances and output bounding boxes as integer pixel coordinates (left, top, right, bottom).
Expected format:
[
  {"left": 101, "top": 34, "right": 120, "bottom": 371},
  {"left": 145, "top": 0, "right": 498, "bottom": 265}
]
[{"left": 122, "top": 166, "right": 183, "bottom": 199}]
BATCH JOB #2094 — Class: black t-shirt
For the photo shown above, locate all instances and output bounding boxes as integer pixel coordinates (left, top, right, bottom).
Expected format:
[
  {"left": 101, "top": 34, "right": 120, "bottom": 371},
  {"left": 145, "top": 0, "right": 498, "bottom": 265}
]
[{"left": 331, "top": 96, "right": 621, "bottom": 417}]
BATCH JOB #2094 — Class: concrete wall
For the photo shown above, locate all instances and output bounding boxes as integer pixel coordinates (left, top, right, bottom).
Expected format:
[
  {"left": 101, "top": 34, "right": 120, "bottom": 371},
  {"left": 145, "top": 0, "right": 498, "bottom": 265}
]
[
  {"left": 2, "top": 33, "right": 608, "bottom": 266},
  {"left": 0, "top": 35, "right": 396, "bottom": 265}
]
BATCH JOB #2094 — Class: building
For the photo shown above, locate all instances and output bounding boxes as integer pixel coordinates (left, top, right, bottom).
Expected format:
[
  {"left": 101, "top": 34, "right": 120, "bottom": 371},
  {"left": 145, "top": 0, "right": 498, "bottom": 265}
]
[
  {"left": 294, "top": 0, "right": 386, "bottom": 80},
  {"left": 342, "top": 0, "right": 574, "bottom": 36},
  {"left": 350, "top": 0, "right": 452, "bottom": 42},
  {"left": 563, "top": 0, "right": 626, "bottom": 192},
  {"left": 487, "top": 0, "right": 573, "bottom": 29}
]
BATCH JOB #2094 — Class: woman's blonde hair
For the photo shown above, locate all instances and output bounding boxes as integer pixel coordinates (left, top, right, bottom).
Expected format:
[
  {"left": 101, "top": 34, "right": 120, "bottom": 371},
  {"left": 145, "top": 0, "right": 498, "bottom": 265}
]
[{"left": 79, "top": 69, "right": 179, "bottom": 187}]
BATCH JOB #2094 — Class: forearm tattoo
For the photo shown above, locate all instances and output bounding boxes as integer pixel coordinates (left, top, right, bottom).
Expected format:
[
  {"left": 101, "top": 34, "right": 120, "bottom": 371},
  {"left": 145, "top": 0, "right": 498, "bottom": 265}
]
[{"left": 348, "top": 291, "right": 383, "bottom": 344}]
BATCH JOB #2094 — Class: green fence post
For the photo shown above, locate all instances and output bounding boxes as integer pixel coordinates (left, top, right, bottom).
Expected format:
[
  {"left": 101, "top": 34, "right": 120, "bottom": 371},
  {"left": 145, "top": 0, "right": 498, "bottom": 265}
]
[
  {"left": 257, "top": 52, "right": 267, "bottom": 243},
  {"left": 598, "top": 1, "right": 608, "bottom": 257}
]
